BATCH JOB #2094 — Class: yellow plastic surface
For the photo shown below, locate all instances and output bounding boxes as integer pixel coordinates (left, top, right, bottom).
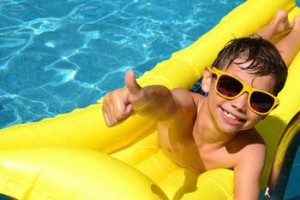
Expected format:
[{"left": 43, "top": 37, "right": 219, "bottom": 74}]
[
  {"left": 0, "top": 0, "right": 299, "bottom": 199},
  {"left": 0, "top": 147, "right": 166, "bottom": 200}
]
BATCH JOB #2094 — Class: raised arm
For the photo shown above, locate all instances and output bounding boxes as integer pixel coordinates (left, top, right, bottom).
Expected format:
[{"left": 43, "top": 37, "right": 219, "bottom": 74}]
[{"left": 102, "top": 70, "right": 188, "bottom": 126}]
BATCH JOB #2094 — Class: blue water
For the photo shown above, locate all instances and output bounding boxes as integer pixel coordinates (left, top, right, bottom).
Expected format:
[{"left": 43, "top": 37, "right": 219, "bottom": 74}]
[
  {"left": 0, "top": 0, "right": 244, "bottom": 128},
  {"left": 0, "top": 0, "right": 299, "bottom": 199},
  {"left": 285, "top": 148, "right": 300, "bottom": 200}
]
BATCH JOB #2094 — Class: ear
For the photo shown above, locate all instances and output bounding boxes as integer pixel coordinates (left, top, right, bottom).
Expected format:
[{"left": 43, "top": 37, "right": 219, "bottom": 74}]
[{"left": 201, "top": 67, "right": 214, "bottom": 93}]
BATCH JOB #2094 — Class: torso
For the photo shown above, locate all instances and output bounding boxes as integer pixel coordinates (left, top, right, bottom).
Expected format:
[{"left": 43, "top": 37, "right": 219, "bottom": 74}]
[
  {"left": 157, "top": 92, "right": 264, "bottom": 173},
  {"left": 157, "top": 123, "right": 240, "bottom": 173}
]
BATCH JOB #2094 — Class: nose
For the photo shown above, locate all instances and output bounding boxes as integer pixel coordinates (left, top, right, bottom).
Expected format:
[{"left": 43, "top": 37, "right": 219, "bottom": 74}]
[{"left": 230, "top": 92, "right": 248, "bottom": 112}]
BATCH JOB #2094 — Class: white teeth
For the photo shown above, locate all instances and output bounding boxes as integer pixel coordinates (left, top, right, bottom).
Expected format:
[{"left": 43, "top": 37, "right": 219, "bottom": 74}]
[{"left": 224, "top": 111, "right": 237, "bottom": 120}]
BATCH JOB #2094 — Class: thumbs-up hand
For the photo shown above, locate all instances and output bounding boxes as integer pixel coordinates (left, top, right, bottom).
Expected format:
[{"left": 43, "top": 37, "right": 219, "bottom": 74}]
[{"left": 102, "top": 70, "right": 146, "bottom": 127}]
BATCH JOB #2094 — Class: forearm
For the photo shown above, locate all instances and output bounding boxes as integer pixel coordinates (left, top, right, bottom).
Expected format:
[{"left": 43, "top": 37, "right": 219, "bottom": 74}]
[
  {"left": 234, "top": 184, "right": 260, "bottom": 200},
  {"left": 133, "top": 85, "right": 178, "bottom": 121},
  {"left": 234, "top": 142, "right": 266, "bottom": 200}
]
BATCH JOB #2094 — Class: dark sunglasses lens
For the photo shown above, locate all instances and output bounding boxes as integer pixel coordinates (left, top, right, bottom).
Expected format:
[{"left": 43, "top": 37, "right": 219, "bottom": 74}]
[
  {"left": 250, "top": 91, "right": 274, "bottom": 113},
  {"left": 217, "top": 75, "right": 243, "bottom": 97}
]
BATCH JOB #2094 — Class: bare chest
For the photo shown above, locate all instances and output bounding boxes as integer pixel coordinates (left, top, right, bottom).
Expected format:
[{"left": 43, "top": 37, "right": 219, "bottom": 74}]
[{"left": 157, "top": 131, "right": 236, "bottom": 173}]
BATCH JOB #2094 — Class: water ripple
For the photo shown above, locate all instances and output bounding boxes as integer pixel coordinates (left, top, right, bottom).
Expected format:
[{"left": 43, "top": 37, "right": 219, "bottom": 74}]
[{"left": 0, "top": 0, "right": 244, "bottom": 128}]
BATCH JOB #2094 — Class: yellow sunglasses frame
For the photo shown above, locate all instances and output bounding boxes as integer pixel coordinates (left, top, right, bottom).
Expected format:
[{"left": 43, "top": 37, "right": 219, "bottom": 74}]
[{"left": 211, "top": 67, "right": 280, "bottom": 115}]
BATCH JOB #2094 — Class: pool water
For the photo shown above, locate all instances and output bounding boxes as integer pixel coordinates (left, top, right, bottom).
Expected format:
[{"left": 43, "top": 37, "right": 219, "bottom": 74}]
[
  {"left": 0, "top": 0, "right": 244, "bottom": 128},
  {"left": 285, "top": 149, "right": 300, "bottom": 200},
  {"left": 0, "top": 0, "right": 299, "bottom": 199}
]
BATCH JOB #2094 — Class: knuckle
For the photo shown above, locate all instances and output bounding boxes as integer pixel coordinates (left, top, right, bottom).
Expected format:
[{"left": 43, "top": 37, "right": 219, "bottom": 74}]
[{"left": 115, "top": 112, "right": 125, "bottom": 121}]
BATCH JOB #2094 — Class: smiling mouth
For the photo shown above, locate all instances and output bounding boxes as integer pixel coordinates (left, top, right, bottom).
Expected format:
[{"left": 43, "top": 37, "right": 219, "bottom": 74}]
[{"left": 223, "top": 109, "right": 246, "bottom": 123}]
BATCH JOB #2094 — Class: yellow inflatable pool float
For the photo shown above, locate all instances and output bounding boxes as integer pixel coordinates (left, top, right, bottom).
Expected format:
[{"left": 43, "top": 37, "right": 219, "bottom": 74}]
[{"left": 0, "top": 0, "right": 299, "bottom": 199}]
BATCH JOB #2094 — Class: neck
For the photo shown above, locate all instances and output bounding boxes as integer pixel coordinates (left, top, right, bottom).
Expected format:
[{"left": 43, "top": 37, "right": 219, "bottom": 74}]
[{"left": 194, "top": 102, "right": 236, "bottom": 147}]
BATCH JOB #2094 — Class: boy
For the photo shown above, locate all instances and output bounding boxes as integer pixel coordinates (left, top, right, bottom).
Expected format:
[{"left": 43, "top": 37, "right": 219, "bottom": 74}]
[{"left": 102, "top": 11, "right": 300, "bottom": 200}]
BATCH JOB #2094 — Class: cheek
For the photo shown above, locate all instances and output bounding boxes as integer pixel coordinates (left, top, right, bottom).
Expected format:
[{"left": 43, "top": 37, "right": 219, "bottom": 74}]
[
  {"left": 208, "top": 89, "right": 229, "bottom": 106},
  {"left": 207, "top": 91, "right": 222, "bottom": 108},
  {"left": 247, "top": 112, "right": 262, "bottom": 126}
]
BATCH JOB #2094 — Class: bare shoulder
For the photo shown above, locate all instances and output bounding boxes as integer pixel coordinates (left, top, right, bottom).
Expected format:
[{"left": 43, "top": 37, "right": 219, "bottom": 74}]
[
  {"left": 230, "top": 128, "right": 265, "bottom": 148},
  {"left": 230, "top": 128, "right": 266, "bottom": 165},
  {"left": 171, "top": 88, "right": 204, "bottom": 112},
  {"left": 172, "top": 88, "right": 199, "bottom": 101},
  {"left": 173, "top": 87, "right": 206, "bottom": 105},
  {"left": 157, "top": 88, "right": 202, "bottom": 134}
]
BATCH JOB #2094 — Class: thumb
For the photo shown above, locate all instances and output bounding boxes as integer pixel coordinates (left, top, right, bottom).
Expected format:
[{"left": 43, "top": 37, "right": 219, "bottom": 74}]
[{"left": 125, "top": 70, "right": 142, "bottom": 95}]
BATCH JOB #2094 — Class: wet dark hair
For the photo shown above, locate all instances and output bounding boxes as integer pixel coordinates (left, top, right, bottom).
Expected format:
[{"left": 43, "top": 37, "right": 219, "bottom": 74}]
[{"left": 212, "top": 37, "right": 287, "bottom": 95}]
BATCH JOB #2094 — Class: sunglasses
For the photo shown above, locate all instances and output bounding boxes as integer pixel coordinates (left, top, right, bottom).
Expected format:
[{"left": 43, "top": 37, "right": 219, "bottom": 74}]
[{"left": 211, "top": 67, "right": 279, "bottom": 115}]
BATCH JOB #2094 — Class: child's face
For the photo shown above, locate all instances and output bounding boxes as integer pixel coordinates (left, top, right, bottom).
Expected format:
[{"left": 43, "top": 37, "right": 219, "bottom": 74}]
[{"left": 205, "top": 57, "right": 277, "bottom": 134}]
